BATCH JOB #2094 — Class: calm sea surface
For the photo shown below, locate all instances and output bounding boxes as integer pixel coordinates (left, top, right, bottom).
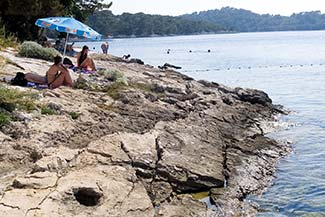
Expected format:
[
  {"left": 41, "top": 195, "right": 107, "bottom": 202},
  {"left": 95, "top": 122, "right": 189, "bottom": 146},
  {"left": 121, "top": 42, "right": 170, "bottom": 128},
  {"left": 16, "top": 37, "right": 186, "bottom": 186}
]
[{"left": 77, "top": 31, "right": 325, "bottom": 216}]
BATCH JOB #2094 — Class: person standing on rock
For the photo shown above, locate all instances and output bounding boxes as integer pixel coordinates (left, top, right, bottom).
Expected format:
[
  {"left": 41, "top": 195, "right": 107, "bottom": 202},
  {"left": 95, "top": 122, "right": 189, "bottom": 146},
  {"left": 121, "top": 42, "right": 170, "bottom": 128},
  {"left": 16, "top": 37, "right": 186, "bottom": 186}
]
[{"left": 101, "top": 42, "right": 109, "bottom": 54}]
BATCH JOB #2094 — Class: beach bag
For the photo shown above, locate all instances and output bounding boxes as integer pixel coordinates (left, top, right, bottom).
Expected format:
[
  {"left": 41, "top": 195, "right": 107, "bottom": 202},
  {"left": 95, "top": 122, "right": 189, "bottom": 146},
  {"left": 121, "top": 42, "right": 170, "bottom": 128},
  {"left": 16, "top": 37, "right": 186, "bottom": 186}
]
[{"left": 11, "top": 72, "right": 28, "bottom": 87}]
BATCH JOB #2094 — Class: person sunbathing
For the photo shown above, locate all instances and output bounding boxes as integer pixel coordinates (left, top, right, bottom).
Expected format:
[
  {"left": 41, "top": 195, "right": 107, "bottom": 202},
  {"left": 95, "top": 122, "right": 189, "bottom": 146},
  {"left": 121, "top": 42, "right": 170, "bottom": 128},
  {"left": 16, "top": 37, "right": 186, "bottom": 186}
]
[
  {"left": 25, "top": 55, "right": 73, "bottom": 89},
  {"left": 76, "top": 45, "right": 96, "bottom": 71}
]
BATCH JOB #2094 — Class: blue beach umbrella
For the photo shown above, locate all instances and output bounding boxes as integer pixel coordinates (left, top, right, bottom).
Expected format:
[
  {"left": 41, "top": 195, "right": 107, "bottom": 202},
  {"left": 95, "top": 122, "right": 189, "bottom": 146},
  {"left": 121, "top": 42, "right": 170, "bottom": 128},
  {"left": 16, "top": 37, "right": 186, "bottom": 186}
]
[{"left": 35, "top": 17, "right": 102, "bottom": 56}]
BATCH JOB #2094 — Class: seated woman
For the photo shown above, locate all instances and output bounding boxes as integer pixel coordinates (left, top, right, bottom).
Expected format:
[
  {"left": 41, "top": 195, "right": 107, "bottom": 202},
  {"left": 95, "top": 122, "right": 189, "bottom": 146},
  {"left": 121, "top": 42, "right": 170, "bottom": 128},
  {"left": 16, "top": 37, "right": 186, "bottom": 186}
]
[
  {"left": 76, "top": 45, "right": 96, "bottom": 71},
  {"left": 25, "top": 56, "right": 73, "bottom": 89}
]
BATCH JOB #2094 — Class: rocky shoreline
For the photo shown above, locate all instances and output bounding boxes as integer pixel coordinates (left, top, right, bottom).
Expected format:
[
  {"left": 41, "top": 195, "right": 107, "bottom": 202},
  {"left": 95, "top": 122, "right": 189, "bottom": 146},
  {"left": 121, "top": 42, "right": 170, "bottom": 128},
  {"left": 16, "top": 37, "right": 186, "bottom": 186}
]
[{"left": 0, "top": 50, "right": 291, "bottom": 216}]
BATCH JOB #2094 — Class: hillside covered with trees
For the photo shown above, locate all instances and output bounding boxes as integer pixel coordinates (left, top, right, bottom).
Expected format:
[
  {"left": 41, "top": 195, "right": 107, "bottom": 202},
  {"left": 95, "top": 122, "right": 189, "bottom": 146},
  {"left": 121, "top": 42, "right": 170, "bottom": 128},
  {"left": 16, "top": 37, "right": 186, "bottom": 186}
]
[
  {"left": 87, "top": 7, "right": 325, "bottom": 37},
  {"left": 86, "top": 10, "right": 223, "bottom": 37},
  {"left": 3, "top": 2, "right": 325, "bottom": 41},
  {"left": 181, "top": 7, "right": 325, "bottom": 32}
]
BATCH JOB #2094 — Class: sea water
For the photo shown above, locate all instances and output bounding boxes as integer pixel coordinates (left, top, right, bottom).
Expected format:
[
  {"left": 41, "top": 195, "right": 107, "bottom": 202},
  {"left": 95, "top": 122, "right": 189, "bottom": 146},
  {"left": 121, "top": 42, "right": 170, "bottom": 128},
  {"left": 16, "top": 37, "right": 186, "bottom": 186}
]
[{"left": 77, "top": 31, "right": 325, "bottom": 215}]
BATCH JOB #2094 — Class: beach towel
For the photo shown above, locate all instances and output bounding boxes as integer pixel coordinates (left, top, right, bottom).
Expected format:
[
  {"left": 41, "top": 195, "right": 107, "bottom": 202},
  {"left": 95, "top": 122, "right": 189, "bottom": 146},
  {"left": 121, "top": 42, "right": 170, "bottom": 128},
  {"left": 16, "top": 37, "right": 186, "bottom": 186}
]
[{"left": 27, "top": 82, "right": 48, "bottom": 89}]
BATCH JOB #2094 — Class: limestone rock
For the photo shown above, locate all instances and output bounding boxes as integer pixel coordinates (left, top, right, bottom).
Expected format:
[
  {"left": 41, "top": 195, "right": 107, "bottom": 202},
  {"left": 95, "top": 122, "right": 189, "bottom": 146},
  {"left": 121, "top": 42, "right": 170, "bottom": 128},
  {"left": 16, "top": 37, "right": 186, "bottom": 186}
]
[
  {"left": 32, "top": 146, "right": 80, "bottom": 172},
  {"left": 87, "top": 134, "right": 130, "bottom": 164},
  {"left": 120, "top": 131, "right": 158, "bottom": 170},
  {"left": 0, "top": 50, "right": 290, "bottom": 216},
  {"left": 155, "top": 122, "right": 225, "bottom": 192},
  {"left": 13, "top": 171, "right": 58, "bottom": 189},
  {"left": 155, "top": 195, "right": 209, "bottom": 217},
  {"left": 26, "top": 165, "right": 154, "bottom": 217},
  {"left": 234, "top": 87, "right": 272, "bottom": 106},
  {"left": 0, "top": 132, "right": 12, "bottom": 142}
]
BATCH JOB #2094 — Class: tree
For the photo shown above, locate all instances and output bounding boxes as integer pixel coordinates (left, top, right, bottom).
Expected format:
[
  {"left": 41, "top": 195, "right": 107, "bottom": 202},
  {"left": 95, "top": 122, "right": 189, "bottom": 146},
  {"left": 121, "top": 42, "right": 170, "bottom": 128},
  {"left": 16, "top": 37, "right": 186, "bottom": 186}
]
[
  {"left": 65, "top": 0, "right": 113, "bottom": 22},
  {"left": 86, "top": 10, "right": 223, "bottom": 37},
  {"left": 0, "top": 0, "right": 112, "bottom": 40}
]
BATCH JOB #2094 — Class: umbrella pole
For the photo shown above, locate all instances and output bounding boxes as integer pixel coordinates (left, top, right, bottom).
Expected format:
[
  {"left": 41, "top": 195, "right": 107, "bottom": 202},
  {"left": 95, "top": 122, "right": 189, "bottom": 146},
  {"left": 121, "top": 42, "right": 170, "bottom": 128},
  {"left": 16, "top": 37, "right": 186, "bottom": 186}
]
[{"left": 63, "top": 33, "right": 69, "bottom": 58}]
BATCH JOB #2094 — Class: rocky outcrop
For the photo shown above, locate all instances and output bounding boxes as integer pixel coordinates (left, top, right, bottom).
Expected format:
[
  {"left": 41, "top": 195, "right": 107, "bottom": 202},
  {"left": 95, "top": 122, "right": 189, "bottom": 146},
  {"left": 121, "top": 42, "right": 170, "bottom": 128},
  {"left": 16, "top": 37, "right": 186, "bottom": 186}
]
[{"left": 0, "top": 51, "right": 291, "bottom": 216}]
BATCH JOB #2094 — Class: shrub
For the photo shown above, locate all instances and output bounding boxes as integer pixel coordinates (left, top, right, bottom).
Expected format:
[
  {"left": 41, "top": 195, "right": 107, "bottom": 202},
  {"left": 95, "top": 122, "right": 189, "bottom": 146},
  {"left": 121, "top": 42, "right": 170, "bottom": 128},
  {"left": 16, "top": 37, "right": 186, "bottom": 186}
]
[
  {"left": 0, "top": 25, "right": 18, "bottom": 48},
  {"left": 97, "top": 69, "right": 128, "bottom": 85},
  {"left": 0, "top": 111, "right": 11, "bottom": 128},
  {"left": 103, "top": 82, "right": 128, "bottom": 100},
  {"left": 68, "top": 111, "right": 81, "bottom": 120},
  {"left": 0, "top": 87, "right": 36, "bottom": 112},
  {"left": 18, "top": 41, "right": 60, "bottom": 61},
  {"left": 0, "top": 86, "right": 37, "bottom": 128},
  {"left": 130, "top": 82, "right": 154, "bottom": 92},
  {"left": 40, "top": 105, "right": 57, "bottom": 115}
]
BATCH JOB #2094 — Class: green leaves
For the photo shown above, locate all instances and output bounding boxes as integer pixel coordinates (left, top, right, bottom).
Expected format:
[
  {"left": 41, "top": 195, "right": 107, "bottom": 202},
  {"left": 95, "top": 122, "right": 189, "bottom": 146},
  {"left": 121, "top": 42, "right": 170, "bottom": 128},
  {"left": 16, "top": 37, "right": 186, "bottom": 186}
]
[
  {"left": 0, "top": 0, "right": 111, "bottom": 41},
  {"left": 18, "top": 41, "right": 60, "bottom": 61},
  {"left": 0, "top": 111, "right": 11, "bottom": 128},
  {"left": 66, "top": 0, "right": 112, "bottom": 22},
  {"left": 0, "top": 87, "right": 37, "bottom": 112},
  {"left": 86, "top": 10, "right": 222, "bottom": 37}
]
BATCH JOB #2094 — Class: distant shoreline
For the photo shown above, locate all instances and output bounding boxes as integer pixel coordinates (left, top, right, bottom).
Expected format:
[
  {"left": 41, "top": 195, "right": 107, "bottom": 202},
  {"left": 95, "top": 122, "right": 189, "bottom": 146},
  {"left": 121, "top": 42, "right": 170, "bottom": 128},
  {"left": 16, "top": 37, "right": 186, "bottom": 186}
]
[{"left": 64, "top": 29, "right": 325, "bottom": 42}]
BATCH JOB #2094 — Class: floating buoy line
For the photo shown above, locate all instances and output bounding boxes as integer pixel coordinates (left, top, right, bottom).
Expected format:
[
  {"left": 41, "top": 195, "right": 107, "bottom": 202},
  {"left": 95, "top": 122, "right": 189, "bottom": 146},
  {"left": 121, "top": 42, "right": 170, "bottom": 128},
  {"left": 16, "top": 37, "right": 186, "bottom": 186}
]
[{"left": 182, "top": 63, "right": 325, "bottom": 73}]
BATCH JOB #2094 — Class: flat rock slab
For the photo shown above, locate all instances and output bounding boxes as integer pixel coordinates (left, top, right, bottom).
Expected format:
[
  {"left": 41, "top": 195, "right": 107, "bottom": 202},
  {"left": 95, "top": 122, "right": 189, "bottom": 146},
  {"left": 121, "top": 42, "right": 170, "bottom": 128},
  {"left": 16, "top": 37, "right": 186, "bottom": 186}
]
[
  {"left": 155, "top": 121, "right": 225, "bottom": 192},
  {"left": 1, "top": 165, "right": 154, "bottom": 217},
  {"left": 0, "top": 51, "right": 290, "bottom": 216}
]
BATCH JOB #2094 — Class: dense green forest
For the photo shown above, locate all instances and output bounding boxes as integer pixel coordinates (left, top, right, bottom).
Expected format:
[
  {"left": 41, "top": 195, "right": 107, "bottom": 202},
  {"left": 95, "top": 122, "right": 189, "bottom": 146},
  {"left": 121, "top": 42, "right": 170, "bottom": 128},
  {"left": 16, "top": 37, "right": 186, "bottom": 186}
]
[
  {"left": 181, "top": 7, "right": 325, "bottom": 32},
  {"left": 87, "top": 7, "right": 325, "bottom": 37},
  {"left": 3, "top": 2, "right": 325, "bottom": 41},
  {"left": 0, "top": 0, "right": 112, "bottom": 40},
  {"left": 86, "top": 10, "right": 223, "bottom": 37}
]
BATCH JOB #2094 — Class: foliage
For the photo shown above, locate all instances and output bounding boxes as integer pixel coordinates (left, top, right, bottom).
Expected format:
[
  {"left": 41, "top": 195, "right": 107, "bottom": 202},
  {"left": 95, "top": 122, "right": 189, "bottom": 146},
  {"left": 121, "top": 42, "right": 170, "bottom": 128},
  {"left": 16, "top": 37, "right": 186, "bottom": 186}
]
[
  {"left": 0, "top": 0, "right": 112, "bottom": 40},
  {"left": 0, "top": 86, "right": 36, "bottom": 127},
  {"left": 181, "top": 7, "right": 325, "bottom": 32},
  {"left": 103, "top": 81, "right": 128, "bottom": 100},
  {"left": 18, "top": 41, "right": 60, "bottom": 61},
  {"left": 0, "top": 24, "right": 17, "bottom": 48},
  {"left": 97, "top": 69, "right": 128, "bottom": 85},
  {"left": 0, "top": 0, "right": 65, "bottom": 40},
  {"left": 86, "top": 10, "right": 223, "bottom": 37},
  {"left": 87, "top": 8, "right": 325, "bottom": 36},
  {"left": 40, "top": 105, "right": 57, "bottom": 115},
  {"left": 74, "top": 69, "right": 127, "bottom": 92},
  {"left": 67, "top": 0, "right": 113, "bottom": 23},
  {"left": 0, "top": 111, "right": 11, "bottom": 128},
  {"left": 0, "top": 86, "right": 36, "bottom": 112},
  {"left": 3, "top": 1, "right": 325, "bottom": 41},
  {"left": 68, "top": 111, "right": 81, "bottom": 120},
  {"left": 130, "top": 82, "right": 154, "bottom": 93}
]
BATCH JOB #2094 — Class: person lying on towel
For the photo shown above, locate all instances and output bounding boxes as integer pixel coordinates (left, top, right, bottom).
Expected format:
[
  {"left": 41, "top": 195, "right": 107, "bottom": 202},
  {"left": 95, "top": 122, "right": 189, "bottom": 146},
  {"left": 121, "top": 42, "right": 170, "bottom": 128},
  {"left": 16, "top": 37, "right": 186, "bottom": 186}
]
[{"left": 25, "top": 55, "right": 73, "bottom": 89}]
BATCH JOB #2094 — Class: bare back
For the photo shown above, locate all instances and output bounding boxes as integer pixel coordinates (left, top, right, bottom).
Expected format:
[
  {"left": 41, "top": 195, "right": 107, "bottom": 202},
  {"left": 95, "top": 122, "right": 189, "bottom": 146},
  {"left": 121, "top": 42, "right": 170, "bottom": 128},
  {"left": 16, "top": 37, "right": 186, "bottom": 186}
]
[{"left": 46, "top": 64, "right": 69, "bottom": 84}]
